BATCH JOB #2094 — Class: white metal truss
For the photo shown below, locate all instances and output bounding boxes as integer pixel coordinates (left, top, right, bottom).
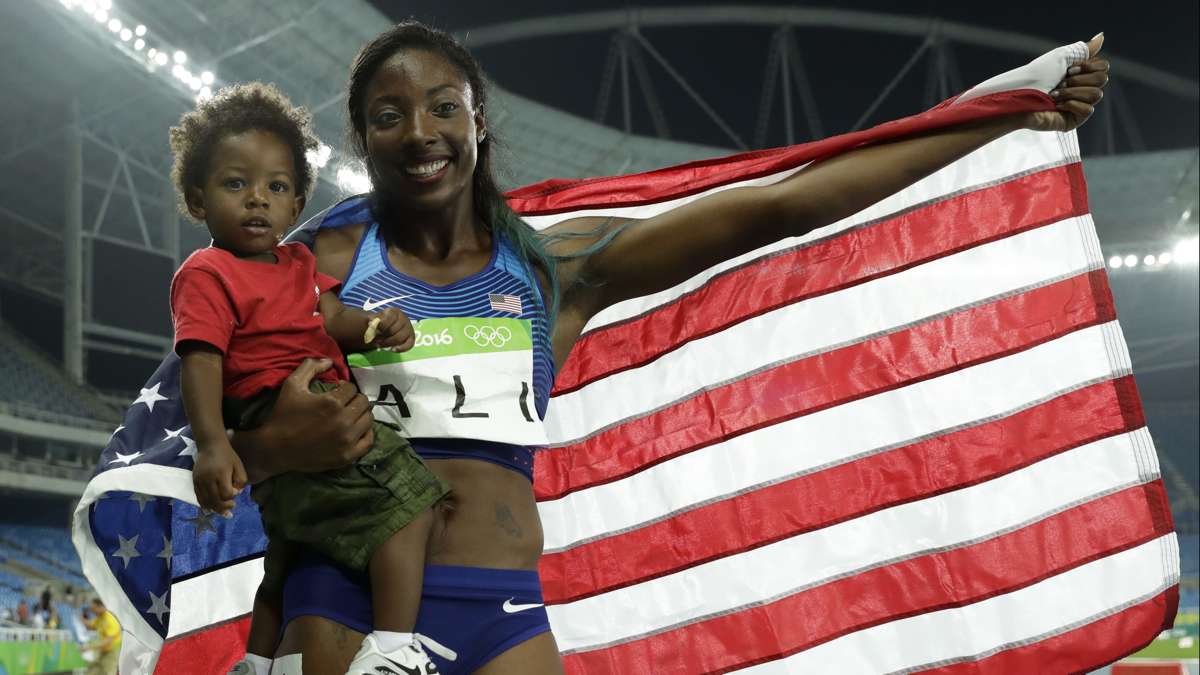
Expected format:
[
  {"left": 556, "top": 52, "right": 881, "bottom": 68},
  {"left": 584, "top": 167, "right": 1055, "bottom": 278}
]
[
  {"left": 458, "top": 6, "right": 1198, "bottom": 152},
  {"left": 457, "top": 6, "right": 1198, "bottom": 99}
]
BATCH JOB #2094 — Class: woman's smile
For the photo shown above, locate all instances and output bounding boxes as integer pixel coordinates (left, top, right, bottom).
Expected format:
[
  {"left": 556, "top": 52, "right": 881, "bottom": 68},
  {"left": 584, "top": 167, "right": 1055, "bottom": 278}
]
[{"left": 402, "top": 156, "right": 452, "bottom": 182}]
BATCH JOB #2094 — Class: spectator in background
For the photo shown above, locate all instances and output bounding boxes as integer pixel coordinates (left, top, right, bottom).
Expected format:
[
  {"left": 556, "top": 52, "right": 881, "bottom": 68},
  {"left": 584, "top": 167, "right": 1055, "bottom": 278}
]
[
  {"left": 40, "top": 585, "right": 51, "bottom": 612},
  {"left": 48, "top": 605, "right": 60, "bottom": 630},
  {"left": 82, "top": 597, "right": 120, "bottom": 675},
  {"left": 16, "top": 598, "right": 28, "bottom": 625}
]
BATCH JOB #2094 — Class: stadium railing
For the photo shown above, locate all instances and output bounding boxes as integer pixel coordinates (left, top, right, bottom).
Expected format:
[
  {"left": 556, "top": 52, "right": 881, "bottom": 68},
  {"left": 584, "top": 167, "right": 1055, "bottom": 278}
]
[
  {"left": 0, "top": 400, "right": 113, "bottom": 433},
  {"left": 0, "top": 626, "right": 72, "bottom": 642},
  {"left": 0, "top": 453, "right": 93, "bottom": 483}
]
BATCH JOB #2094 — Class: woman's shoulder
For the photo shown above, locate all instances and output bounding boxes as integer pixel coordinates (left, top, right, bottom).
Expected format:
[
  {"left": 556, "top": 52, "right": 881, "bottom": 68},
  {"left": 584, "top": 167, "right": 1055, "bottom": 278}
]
[
  {"left": 313, "top": 222, "right": 369, "bottom": 282},
  {"left": 315, "top": 221, "right": 369, "bottom": 246}
]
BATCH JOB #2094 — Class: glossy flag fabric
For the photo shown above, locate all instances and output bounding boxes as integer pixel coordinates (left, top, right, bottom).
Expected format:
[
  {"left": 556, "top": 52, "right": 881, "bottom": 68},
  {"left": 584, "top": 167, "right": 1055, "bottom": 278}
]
[{"left": 73, "top": 42, "right": 1178, "bottom": 674}]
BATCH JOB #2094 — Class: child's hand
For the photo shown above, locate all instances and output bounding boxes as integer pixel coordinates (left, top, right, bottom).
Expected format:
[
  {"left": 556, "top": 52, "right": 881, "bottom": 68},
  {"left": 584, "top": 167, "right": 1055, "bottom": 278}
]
[
  {"left": 371, "top": 307, "right": 416, "bottom": 351},
  {"left": 192, "top": 441, "right": 247, "bottom": 516}
]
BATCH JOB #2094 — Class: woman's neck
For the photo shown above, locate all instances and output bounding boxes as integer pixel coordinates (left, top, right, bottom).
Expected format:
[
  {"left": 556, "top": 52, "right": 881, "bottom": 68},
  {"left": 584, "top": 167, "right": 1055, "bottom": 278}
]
[{"left": 376, "top": 192, "right": 489, "bottom": 261}]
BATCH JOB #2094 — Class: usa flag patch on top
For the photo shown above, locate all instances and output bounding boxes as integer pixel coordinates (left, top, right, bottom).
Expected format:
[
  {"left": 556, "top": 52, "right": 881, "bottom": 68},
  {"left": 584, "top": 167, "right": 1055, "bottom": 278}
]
[{"left": 488, "top": 293, "right": 522, "bottom": 314}]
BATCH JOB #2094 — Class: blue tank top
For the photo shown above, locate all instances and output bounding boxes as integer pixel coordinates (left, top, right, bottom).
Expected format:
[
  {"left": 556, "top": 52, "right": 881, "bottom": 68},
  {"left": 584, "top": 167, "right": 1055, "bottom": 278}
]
[{"left": 318, "top": 197, "right": 554, "bottom": 481}]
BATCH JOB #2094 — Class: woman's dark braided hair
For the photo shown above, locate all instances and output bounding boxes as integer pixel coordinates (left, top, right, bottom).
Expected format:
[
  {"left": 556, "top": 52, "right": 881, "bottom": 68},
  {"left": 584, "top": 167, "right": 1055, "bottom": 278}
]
[{"left": 347, "top": 21, "right": 562, "bottom": 321}]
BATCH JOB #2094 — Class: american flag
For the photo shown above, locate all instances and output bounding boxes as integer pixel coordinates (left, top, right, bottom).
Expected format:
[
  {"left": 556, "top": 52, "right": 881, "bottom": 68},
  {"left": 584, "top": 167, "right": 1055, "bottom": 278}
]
[
  {"left": 73, "top": 43, "right": 1178, "bottom": 674},
  {"left": 488, "top": 292, "right": 524, "bottom": 314}
]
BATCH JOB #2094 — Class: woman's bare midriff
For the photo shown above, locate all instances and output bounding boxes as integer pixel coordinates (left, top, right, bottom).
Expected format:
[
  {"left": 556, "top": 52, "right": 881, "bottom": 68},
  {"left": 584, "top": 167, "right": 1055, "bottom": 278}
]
[{"left": 423, "top": 457, "right": 544, "bottom": 570}]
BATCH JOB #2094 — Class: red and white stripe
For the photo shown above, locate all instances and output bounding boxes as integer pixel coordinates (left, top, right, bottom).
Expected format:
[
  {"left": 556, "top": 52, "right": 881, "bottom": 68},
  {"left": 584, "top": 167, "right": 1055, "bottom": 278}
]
[{"left": 508, "top": 91, "right": 1178, "bottom": 673}]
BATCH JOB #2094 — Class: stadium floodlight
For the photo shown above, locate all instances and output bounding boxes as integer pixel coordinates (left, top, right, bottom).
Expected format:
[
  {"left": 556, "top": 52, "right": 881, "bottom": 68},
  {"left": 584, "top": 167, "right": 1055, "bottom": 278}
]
[
  {"left": 308, "top": 144, "right": 333, "bottom": 169},
  {"left": 198, "top": 86, "right": 213, "bottom": 101},
  {"left": 1123, "top": 254, "right": 1138, "bottom": 268},
  {"left": 1159, "top": 252, "right": 1173, "bottom": 265},
  {"left": 1174, "top": 237, "right": 1200, "bottom": 265},
  {"left": 1144, "top": 254, "right": 1157, "bottom": 266},
  {"left": 53, "top": 1, "right": 223, "bottom": 113},
  {"left": 1108, "top": 255, "right": 1123, "bottom": 269},
  {"left": 337, "top": 166, "right": 372, "bottom": 194}
]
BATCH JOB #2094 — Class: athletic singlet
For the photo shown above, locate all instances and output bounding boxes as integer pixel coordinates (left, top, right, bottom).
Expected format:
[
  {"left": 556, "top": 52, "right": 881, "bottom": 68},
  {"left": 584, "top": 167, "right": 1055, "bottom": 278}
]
[{"left": 317, "top": 197, "right": 554, "bottom": 481}]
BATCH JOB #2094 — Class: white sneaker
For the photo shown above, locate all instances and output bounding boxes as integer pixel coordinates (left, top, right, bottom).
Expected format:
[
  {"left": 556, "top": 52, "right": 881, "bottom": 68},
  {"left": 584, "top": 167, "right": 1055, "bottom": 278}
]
[
  {"left": 227, "top": 659, "right": 260, "bottom": 675},
  {"left": 346, "top": 633, "right": 439, "bottom": 675}
]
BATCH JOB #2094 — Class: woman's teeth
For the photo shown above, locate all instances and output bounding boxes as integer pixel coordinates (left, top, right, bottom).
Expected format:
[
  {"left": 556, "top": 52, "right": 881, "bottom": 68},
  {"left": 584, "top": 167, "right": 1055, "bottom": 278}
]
[{"left": 405, "top": 159, "right": 449, "bottom": 177}]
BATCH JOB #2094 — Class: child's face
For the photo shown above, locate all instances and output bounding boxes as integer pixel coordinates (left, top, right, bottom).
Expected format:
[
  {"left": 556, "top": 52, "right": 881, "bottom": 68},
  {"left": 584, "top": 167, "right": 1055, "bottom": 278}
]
[{"left": 186, "top": 129, "right": 304, "bottom": 257}]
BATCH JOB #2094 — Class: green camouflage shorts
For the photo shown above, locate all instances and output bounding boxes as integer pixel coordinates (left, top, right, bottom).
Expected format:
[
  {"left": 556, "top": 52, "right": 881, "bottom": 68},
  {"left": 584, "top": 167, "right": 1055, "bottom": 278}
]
[{"left": 226, "top": 380, "right": 449, "bottom": 595}]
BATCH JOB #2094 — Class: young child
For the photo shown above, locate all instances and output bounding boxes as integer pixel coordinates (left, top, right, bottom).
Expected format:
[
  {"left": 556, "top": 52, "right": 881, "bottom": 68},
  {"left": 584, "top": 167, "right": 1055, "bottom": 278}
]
[{"left": 167, "top": 83, "right": 448, "bottom": 674}]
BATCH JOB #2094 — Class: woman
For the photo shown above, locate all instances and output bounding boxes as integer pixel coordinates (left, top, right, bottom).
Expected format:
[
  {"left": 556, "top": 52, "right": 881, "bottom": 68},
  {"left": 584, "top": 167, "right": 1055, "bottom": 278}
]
[{"left": 234, "top": 22, "right": 1109, "bottom": 674}]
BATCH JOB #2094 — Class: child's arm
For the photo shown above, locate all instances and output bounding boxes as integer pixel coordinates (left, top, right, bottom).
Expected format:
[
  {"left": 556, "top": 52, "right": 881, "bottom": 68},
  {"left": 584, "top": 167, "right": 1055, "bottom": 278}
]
[
  {"left": 318, "top": 292, "right": 415, "bottom": 352},
  {"left": 179, "top": 342, "right": 247, "bottom": 516}
]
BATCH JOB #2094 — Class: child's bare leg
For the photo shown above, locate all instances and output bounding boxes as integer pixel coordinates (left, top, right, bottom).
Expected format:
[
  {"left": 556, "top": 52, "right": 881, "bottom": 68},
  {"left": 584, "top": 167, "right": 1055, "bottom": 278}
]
[
  {"left": 369, "top": 508, "right": 433, "bottom": 632},
  {"left": 246, "top": 585, "right": 282, "bottom": 657}
]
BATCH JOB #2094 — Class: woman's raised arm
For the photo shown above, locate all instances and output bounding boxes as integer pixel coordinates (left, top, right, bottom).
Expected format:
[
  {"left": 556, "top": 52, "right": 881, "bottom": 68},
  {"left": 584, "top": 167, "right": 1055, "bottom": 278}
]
[{"left": 552, "top": 36, "right": 1108, "bottom": 322}]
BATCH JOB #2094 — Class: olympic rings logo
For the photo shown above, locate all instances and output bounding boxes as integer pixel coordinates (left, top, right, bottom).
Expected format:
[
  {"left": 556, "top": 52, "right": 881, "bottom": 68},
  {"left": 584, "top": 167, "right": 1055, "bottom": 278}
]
[{"left": 463, "top": 324, "right": 513, "bottom": 348}]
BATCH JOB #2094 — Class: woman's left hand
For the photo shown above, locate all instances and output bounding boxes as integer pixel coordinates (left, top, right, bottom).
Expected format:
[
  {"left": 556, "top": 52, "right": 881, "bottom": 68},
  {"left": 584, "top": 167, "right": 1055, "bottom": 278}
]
[{"left": 1027, "top": 33, "right": 1110, "bottom": 132}]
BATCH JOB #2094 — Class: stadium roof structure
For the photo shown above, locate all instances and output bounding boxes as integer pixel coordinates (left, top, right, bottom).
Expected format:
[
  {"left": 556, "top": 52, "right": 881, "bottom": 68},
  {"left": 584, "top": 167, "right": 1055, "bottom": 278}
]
[{"left": 0, "top": 0, "right": 723, "bottom": 303}]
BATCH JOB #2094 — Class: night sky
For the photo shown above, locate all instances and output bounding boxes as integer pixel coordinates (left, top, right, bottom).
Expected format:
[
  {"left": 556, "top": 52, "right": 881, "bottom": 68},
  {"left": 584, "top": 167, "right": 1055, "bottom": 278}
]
[{"left": 367, "top": 0, "right": 1198, "bottom": 153}]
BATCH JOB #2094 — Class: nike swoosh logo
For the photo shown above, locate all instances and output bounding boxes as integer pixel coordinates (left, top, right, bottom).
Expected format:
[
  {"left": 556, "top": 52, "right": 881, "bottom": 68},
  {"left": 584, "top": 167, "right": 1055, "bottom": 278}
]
[
  {"left": 374, "top": 665, "right": 420, "bottom": 675},
  {"left": 502, "top": 598, "right": 544, "bottom": 613},
  {"left": 362, "top": 295, "right": 413, "bottom": 311},
  {"left": 375, "top": 661, "right": 420, "bottom": 675}
]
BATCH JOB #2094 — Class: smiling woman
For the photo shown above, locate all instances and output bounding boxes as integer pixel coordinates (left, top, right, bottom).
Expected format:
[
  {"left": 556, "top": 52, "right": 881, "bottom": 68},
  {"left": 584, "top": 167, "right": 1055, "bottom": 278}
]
[{"left": 220, "top": 20, "right": 1111, "bottom": 675}]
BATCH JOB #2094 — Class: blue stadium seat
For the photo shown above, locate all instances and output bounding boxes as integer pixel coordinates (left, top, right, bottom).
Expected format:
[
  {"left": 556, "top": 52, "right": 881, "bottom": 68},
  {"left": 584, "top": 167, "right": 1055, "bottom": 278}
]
[
  {"left": 0, "top": 325, "right": 123, "bottom": 424},
  {"left": 1179, "top": 534, "right": 1199, "bottom": 577},
  {"left": 0, "top": 525, "right": 88, "bottom": 587},
  {"left": 0, "top": 567, "right": 28, "bottom": 591}
]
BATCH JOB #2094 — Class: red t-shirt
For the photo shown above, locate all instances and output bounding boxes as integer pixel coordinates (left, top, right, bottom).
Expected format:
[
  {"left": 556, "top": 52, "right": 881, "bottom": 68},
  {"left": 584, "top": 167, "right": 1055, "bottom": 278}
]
[{"left": 170, "top": 243, "right": 351, "bottom": 399}]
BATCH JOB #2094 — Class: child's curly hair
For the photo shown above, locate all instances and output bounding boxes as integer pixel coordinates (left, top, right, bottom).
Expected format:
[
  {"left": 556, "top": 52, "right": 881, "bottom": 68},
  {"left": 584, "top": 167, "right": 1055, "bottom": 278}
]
[{"left": 169, "top": 82, "right": 320, "bottom": 216}]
